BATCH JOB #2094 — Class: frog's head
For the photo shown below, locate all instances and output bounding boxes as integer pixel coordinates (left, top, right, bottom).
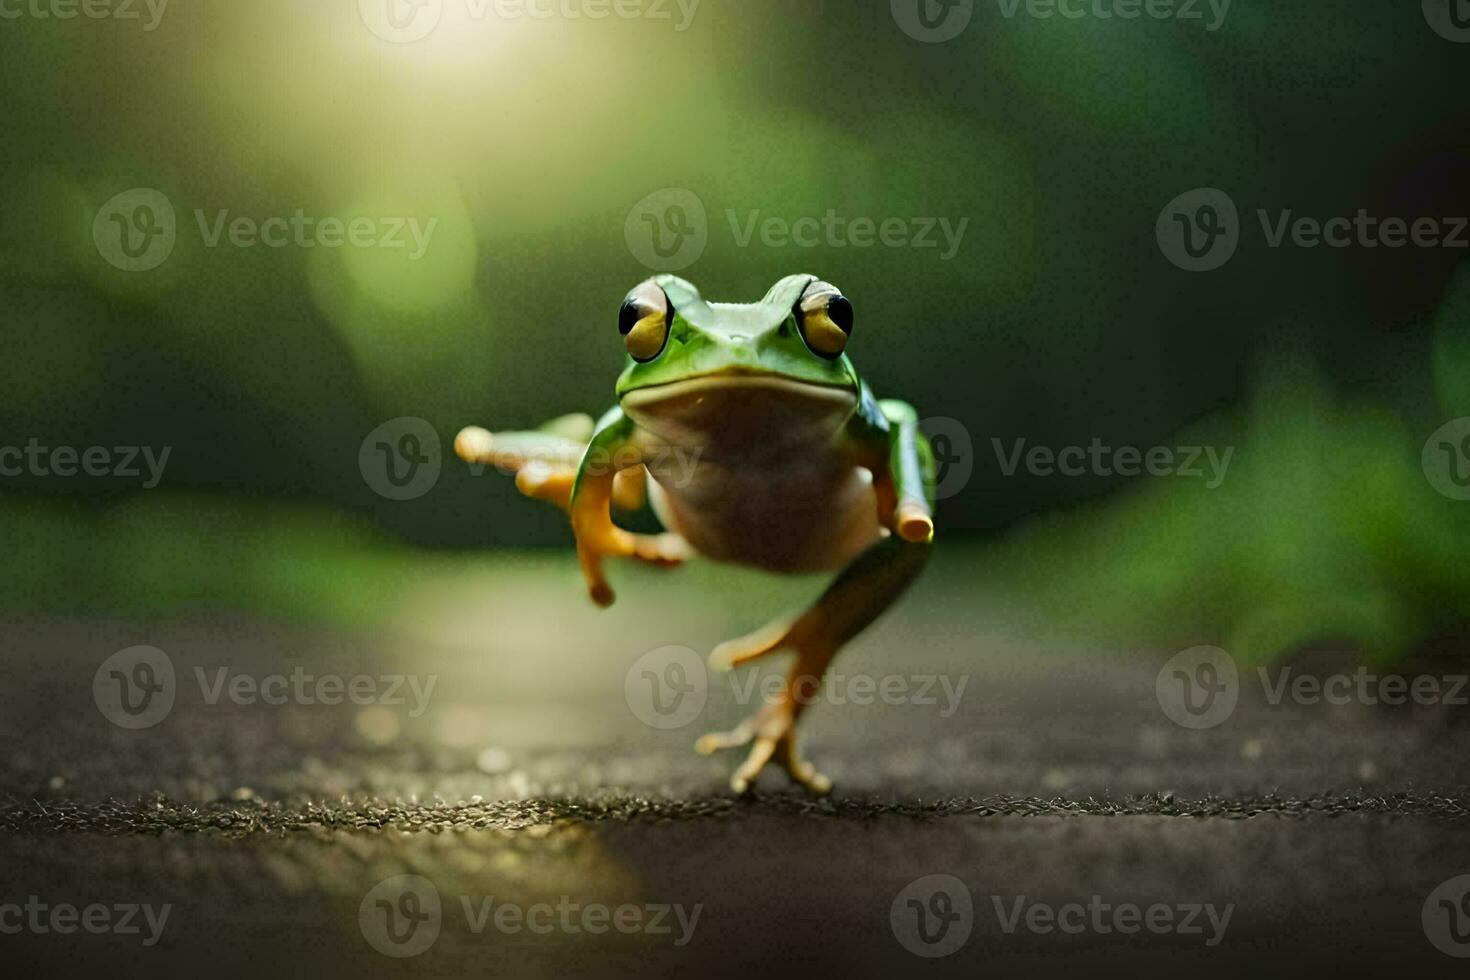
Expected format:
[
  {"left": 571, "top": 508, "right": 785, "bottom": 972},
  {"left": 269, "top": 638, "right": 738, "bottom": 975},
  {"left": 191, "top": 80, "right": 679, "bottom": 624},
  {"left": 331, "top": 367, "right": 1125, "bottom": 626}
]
[{"left": 615, "top": 274, "right": 860, "bottom": 449}]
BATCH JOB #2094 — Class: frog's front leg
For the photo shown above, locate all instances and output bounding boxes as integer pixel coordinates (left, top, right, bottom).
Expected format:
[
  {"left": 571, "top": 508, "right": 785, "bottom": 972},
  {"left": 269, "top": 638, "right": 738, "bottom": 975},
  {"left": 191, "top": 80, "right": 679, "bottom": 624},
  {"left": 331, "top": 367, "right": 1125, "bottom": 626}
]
[
  {"left": 697, "top": 403, "right": 934, "bottom": 794},
  {"left": 455, "top": 416, "right": 648, "bottom": 512},
  {"left": 569, "top": 408, "right": 689, "bottom": 607}
]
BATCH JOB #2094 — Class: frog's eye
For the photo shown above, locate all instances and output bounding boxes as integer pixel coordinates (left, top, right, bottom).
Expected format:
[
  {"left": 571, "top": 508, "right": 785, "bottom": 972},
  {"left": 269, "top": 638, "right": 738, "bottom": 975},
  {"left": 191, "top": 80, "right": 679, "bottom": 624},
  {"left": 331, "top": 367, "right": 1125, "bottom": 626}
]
[
  {"left": 795, "top": 279, "right": 852, "bottom": 359},
  {"left": 618, "top": 279, "right": 672, "bottom": 363}
]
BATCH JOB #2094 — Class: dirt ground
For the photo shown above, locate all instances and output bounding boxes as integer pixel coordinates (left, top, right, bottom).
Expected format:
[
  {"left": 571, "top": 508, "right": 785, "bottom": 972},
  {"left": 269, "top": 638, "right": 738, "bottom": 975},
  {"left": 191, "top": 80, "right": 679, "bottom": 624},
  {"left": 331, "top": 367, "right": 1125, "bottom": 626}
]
[{"left": 2, "top": 556, "right": 1468, "bottom": 976}]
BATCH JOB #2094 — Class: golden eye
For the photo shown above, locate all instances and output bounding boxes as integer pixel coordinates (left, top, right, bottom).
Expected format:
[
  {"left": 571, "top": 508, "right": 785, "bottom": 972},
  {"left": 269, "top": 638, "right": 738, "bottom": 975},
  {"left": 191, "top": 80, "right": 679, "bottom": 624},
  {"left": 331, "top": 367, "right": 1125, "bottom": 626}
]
[
  {"left": 618, "top": 279, "right": 671, "bottom": 362},
  {"left": 796, "top": 279, "right": 852, "bottom": 359}
]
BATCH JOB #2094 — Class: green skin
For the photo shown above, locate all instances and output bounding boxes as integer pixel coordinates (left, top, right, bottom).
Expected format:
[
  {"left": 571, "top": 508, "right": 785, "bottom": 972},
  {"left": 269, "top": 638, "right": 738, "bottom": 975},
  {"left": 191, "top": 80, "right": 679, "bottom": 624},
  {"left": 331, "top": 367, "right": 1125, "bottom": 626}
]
[
  {"left": 575, "top": 273, "right": 934, "bottom": 531},
  {"left": 552, "top": 273, "right": 935, "bottom": 793},
  {"left": 615, "top": 273, "right": 859, "bottom": 398}
]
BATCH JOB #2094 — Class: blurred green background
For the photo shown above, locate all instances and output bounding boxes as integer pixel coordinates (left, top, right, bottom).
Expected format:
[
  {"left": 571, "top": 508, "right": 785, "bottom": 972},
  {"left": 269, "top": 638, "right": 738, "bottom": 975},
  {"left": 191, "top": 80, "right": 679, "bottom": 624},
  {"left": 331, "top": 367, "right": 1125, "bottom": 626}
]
[{"left": 1, "top": 0, "right": 1468, "bottom": 663}]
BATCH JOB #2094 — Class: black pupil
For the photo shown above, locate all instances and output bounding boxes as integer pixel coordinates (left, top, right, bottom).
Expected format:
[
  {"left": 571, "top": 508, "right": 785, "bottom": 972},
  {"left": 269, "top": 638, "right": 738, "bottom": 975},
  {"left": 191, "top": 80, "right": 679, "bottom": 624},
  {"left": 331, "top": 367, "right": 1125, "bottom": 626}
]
[
  {"left": 826, "top": 296, "right": 853, "bottom": 334},
  {"left": 618, "top": 297, "right": 642, "bottom": 336}
]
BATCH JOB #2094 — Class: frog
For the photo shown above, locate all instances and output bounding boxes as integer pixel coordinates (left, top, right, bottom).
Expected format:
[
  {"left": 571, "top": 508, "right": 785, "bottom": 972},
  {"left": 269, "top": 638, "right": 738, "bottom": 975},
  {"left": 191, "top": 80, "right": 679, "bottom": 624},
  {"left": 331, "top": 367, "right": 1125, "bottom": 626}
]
[{"left": 455, "top": 273, "right": 935, "bottom": 794}]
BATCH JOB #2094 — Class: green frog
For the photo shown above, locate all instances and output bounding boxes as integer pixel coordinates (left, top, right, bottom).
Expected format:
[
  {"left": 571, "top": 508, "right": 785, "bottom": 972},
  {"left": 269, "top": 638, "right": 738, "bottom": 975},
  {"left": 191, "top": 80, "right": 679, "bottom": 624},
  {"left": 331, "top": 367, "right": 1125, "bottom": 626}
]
[{"left": 456, "top": 273, "right": 935, "bottom": 794}]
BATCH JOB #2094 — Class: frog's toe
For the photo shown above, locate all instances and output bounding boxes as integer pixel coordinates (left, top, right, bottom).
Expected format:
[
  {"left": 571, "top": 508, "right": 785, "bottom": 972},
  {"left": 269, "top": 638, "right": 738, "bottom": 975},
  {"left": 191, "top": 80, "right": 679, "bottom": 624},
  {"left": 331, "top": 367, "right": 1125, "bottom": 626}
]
[
  {"left": 707, "top": 614, "right": 797, "bottom": 672},
  {"left": 515, "top": 462, "right": 577, "bottom": 510},
  {"left": 779, "top": 737, "right": 832, "bottom": 796},
  {"left": 694, "top": 717, "right": 758, "bottom": 756},
  {"left": 697, "top": 702, "right": 831, "bottom": 796},
  {"left": 729, "top": 736, "right": 778, "bottom": 795},
  {"left": 728, "top": 730, "right": 830, "bottom": 796},
  {"left": 629, "top": 531, "right": 689, "bottom": 567}
]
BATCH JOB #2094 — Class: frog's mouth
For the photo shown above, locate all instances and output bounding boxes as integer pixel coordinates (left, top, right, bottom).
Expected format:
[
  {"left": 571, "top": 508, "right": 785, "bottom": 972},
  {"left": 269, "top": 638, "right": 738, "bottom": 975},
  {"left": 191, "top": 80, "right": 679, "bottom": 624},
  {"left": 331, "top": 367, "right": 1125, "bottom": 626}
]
[{"left": 620, "top": 373, "right": 857, "bottom": 449}]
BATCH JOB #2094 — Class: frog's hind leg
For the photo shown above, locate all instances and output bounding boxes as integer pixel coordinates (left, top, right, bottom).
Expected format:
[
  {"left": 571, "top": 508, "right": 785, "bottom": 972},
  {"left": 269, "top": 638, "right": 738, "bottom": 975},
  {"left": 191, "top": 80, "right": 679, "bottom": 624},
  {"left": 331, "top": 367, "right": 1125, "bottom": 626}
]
[
  {"left": 696, "top": 533, "right": 931, "bottom": 795},
  {"left": 697, "top": 400, "right": 935, "bottom": 795}
]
